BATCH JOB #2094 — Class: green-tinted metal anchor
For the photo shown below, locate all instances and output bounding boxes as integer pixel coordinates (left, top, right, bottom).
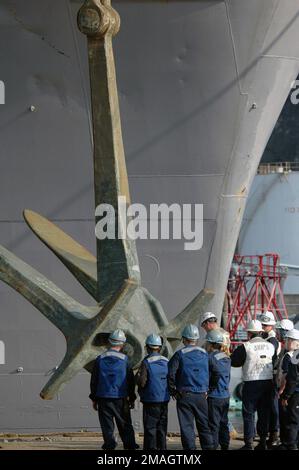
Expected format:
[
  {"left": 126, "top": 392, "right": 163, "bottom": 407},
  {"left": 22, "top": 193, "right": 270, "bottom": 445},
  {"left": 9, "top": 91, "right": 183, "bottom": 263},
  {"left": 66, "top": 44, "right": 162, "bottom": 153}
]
[{"left": 0, "top": 0, "right": 213, "bottom": 399}]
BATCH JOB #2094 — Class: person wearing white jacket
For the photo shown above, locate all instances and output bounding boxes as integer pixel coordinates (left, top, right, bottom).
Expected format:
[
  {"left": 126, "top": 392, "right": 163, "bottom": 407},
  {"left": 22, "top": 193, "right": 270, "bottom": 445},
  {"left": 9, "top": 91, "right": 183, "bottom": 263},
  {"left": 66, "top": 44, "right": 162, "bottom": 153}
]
[{"left": 231, "top": 320, "right": 275, "bottom": 450}]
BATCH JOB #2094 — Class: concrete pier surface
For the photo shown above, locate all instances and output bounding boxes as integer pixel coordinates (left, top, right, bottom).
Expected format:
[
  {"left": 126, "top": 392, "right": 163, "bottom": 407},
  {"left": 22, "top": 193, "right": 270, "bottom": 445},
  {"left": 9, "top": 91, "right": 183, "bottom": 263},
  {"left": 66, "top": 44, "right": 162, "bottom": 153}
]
[{"left": 0, "top": 431, "right": 246, "bottom": 451}]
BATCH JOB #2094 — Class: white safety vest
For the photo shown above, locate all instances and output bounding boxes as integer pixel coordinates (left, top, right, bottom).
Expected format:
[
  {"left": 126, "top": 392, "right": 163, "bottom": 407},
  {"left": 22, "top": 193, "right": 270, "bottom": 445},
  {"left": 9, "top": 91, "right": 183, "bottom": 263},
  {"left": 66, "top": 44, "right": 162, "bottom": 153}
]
[
  {"left": 276, "top": 350, "right": 293, "bottom": 388},
  {"left": 291, "top": 349, "right": 299, "bottom": 365},
  {"left": 242, "top": 337, "right": 274, "bottom": 381},
  {"left": 266, "top": 330, "right": 281, "bottom": 355}
]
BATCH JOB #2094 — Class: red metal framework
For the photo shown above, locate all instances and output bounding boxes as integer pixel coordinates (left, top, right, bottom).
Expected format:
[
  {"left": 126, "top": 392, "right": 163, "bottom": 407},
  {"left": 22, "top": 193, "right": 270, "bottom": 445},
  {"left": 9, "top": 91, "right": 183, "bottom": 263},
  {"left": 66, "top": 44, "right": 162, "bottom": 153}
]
[{"left": 225, "top": 254, "right": 288, "bottom": 345}]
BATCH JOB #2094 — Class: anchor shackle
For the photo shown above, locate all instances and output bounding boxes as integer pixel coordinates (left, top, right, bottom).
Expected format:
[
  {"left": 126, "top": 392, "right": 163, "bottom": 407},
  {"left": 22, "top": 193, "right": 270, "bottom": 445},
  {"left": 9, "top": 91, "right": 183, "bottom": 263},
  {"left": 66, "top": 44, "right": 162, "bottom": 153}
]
[{"left": 77, "top": 0, "right": 120, "bottom": 38}]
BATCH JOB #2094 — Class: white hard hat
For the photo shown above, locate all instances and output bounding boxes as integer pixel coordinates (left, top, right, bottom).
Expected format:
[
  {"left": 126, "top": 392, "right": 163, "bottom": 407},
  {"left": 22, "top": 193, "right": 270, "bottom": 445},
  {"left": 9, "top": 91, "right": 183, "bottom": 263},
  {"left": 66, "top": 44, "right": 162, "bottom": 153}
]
[
  {"left": 201, "top": 312, "right": 217, "bottom": 326},
  {"left": 246, "top": 320, "right": 263, "bottom": 332},
  {"left": 260, "top": 311, "right": 276, "bottom": 326},
  {"left": 285, "top": 329, "right": 299, "bottom": 341},
  {"left": 276, "top": 319, "right": 294, "bottom": 331}
]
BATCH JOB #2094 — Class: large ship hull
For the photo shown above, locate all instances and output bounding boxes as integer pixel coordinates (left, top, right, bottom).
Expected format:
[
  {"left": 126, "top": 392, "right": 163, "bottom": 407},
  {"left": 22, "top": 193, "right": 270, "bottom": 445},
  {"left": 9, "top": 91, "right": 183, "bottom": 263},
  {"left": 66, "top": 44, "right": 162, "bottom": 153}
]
[{"left": 1, "top": 0, "right": 299, "bottom": 431}]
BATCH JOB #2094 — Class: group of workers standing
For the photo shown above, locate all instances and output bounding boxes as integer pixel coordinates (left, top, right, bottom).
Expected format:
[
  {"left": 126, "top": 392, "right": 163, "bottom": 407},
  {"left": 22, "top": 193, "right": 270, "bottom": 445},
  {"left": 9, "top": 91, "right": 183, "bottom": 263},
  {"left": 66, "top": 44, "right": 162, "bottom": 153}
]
[
  {"left": 89, "top": 311, "right": 299, "bottom": 451},
  {"left": 231, "top": 312, "right": 299, "bottom": 450}
]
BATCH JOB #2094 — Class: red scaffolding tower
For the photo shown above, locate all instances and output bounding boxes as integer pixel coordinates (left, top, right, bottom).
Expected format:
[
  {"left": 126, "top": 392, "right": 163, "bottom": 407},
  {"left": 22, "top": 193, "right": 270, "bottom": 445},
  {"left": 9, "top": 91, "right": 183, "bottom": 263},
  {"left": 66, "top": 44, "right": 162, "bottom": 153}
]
[{"left": 225, "top": 253, "right": 288, "bottom": 345}]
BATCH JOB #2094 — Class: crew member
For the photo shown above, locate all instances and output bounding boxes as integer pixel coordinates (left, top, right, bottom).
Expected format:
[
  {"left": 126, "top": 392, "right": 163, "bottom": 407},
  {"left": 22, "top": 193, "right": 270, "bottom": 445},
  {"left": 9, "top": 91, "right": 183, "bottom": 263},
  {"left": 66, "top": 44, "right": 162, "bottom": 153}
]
[
  {"left": 206, "top": 330, "right": 231, "bottom": 450},
  {"left": 90, "top": 329, "right": 138, "bottom": 450},
  {"left": 167, "top": 324, "right": 214, "bottom": 450},
  {"left": 275, "top": 320, "right": 295, "bottom": 396},
  {"left": 279, "top": 334, "right": 299, "bottom": 450},
  {"left": 231, "top": 320, "right": 275, "bottom": 450},
  {"left": 276, "top": 319, "right": 294, "bottom": 345},
  {"left": 261, "top": 311, "right": 280, "bottom": 355},
  {"left": 201, "top": 312, "right": 230, "bottom": 349},
  {"left": 136, "top": 333, "right": 170, "bottom": 450},
  {"left": 260, "top": 311, "right": 280, "bottom": 447},
  {"left": 276, "top": 325, "right": 297, "bottom": 397},
  {"left": 277, "top": 328, "right": 299, "bottom": 449},
  {"left": 275, "top": 319, "right": 294, "bottom": 445}
]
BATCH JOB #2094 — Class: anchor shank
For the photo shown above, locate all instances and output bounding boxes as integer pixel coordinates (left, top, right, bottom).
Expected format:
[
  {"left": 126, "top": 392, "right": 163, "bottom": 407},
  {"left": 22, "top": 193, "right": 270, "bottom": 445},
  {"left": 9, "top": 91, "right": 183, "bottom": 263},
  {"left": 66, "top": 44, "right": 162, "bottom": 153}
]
[{"left": 78, "top": 1, "right": 140, "bottom": 302}]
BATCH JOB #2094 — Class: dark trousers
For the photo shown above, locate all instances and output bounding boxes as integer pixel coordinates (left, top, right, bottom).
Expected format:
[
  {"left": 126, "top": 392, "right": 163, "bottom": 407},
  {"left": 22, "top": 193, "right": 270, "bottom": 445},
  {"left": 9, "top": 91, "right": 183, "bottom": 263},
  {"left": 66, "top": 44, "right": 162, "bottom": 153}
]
[
  {"left": 279, "top": 397, "right": 288, "bottom": 443},
  {"left": 143, "top": 402, "right": 168, "bottom": 450},
  {"left": 283, "top": 392, "right": 299, "bottom": 448},
  {"left": 208, "top": 397, "right": 230, "bottom": 449},
  {"left": 97, "top": 398, "right": 137, "bottom": 449},
  {"left": 176, "top": 392, "right": 214, "bottom": 450},
  {"left": 256, "top": 382, "right": 280, "bottom": 435},
  {"left": 242, "top": 380, "right": 272, "bottom": 442},
  {"left": 269, "top": 384, "right": 280, "bottom": 433}
]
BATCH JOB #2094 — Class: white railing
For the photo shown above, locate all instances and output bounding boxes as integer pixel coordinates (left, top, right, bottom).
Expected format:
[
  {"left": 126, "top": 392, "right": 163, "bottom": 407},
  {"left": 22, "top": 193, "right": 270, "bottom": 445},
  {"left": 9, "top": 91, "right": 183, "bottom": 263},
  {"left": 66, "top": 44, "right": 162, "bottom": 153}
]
[{"left": 258, "top": 161, "right": 299, "bottom": 175}]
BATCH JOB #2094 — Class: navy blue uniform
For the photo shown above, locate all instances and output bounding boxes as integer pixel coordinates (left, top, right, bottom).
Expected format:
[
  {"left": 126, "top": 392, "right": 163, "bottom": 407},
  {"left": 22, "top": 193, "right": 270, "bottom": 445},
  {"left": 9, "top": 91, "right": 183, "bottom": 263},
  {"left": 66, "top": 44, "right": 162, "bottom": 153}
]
[
  {"left": 278, "top": 352, "right": 292, "bottom": 443},
  {"left": 208, "top": 351, "right": 231, "bottom": 449},
  {"left": 137, "top": 352, "right": 170, "bottom": 450},
  {"left": 168, "top": 346, "right": 214, "bottom": 450},
  {"left": 281, "top": 355, "right": 299, "bottom": 449},
  {"left": 90, "top": 349, "right": 137, "bottom": 450},
  {"left": 263, "top": 332, "right": 280, "bottom": 436}
]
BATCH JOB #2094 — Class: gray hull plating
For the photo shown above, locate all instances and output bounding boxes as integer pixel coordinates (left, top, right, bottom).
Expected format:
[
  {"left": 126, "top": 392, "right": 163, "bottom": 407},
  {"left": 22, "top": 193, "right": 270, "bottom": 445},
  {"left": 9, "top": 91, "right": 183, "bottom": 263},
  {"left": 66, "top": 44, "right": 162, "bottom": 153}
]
[
  {"left": 1, "top": 0, "right": 299, "bottom": 431},
  {"left": 240, "top": 172, "right": 299, "bottom": 295}
]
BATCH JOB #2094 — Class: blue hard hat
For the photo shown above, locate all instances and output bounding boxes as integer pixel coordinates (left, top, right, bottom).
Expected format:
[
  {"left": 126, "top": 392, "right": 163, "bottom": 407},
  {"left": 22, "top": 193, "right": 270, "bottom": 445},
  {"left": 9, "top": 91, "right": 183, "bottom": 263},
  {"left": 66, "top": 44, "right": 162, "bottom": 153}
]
[
  {"left": 145, "top": 333, "right": 162, "bottom": 347},
  {"left": 181, "top": 324, "right": 200, "bottom": 340},
  {"left": 109, "top": 329, "right": 126, "bottom": 345},
  {"left": 205, "top": 330, "right": 224, "bottom": 344}
]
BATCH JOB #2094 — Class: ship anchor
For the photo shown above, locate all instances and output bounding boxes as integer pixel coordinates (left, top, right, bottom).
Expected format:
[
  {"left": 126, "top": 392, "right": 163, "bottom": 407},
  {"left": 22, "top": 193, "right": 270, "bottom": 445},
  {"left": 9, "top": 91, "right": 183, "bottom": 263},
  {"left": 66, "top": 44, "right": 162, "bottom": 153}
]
[{"left": 0, "top": 0, "right": 213, "bottom": 399}]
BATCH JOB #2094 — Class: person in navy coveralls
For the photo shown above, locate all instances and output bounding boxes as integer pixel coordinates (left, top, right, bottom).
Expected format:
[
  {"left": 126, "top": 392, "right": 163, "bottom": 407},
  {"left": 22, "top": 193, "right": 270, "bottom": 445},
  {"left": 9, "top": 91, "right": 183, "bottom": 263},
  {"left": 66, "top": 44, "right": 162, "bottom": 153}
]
[
  {"left": 90, "top": 329, "right": 138, "bottom": 450},
  {"left": 168, "top": 324, "right": 214, "bottom": 450},
  {"left": 136, "top": 333, "right": 170, "bottom": 450}
]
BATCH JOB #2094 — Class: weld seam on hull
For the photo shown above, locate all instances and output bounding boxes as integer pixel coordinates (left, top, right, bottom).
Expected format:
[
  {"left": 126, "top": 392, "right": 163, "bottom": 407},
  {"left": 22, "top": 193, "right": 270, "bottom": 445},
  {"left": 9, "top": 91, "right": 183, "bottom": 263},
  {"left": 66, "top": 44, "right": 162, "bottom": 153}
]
[
  {"left": 224, "top": 0, "right": 248, "bottom": 97},
  {"left": 129, "top": 174, "right": 226, "bottom": 178},
  {"left": 220, "top": 194, "right": 248, "bottom": 198},
  {"left": 261, "top": 54, "right": 299, "bottom": 61}
]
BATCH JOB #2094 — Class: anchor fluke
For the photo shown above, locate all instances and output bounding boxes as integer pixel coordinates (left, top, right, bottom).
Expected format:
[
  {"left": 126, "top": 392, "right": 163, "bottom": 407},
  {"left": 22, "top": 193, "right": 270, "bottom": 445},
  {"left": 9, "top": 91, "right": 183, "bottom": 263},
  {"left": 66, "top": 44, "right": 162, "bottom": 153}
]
[
  {"left": 40, "top": 278, "right": 138, "bottom": 399},
  {"left": 23, "top": 209, "right": 98, "bottom": 300},
  {"left": 161, "top": 289, "right": 214, "bottom": 344}
]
